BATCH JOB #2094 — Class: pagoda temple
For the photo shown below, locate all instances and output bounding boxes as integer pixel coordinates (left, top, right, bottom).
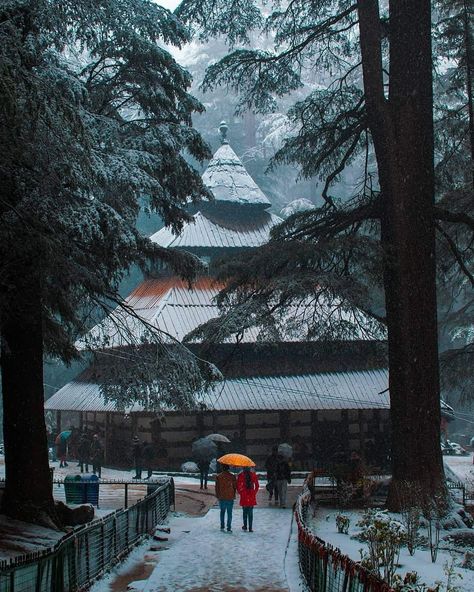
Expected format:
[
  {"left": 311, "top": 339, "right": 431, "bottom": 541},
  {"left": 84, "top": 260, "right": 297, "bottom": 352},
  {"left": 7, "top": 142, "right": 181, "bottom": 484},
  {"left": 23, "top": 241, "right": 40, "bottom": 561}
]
[{"left": 46, "top": 123, "right": 392, "bottom": 470}]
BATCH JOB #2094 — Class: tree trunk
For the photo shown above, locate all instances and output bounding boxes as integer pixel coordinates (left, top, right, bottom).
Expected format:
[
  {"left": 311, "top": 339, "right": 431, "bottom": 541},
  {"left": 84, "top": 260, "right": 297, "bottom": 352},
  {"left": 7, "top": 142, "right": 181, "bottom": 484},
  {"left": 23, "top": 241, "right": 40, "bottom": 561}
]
[
  {"left": 1, "top": 272, "right": 60, "bottom": 527},
  {"left": 383, "top": 0, "right": 445, "bottom": 509},
  {"left": 358, "top": 0, "right": 446, "bottom": 509}
]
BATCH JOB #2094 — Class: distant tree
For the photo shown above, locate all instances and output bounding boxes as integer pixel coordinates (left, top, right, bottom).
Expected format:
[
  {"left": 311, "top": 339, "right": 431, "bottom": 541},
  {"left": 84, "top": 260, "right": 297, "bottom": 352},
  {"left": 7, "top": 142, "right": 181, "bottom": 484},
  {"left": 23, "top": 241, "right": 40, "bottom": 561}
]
[
  {"left": 0, "top": 0, "right": 215, "bottom": 526},
  {"left": 177, "top": 0, "right": 474, "bottom": 507}
]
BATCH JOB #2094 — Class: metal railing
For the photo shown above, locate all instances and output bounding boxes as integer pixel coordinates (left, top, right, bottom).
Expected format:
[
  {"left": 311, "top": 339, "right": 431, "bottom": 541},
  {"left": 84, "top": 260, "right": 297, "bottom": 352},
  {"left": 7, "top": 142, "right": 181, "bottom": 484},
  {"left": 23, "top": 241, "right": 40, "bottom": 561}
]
[
  {"left": 0, "top": 478, "right": 174, "bottom": 592},
  {"left": 295, "top": 491, "right": 394, "bottom": 592}
]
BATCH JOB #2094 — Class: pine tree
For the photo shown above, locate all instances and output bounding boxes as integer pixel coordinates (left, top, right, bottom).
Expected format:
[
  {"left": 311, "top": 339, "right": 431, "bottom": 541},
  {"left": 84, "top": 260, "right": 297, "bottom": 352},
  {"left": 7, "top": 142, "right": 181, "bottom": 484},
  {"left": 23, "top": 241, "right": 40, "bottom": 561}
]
[
  {"left": 0, "top": 0, "right": 215, "bottom": 526},
  {"left": 177, "top": 0, "right": 474, "bottom": 508}
]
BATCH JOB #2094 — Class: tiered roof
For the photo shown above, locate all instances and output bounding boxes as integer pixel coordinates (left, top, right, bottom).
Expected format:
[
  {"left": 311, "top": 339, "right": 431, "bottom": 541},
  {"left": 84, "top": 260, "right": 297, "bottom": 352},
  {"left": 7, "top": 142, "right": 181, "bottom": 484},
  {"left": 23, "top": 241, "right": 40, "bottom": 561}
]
[
  {"left": 201, "top": 143, "right": 271, "bottom": 208},
  {"left": 150, "top": 211, "right": 281, "bottom": 250}
]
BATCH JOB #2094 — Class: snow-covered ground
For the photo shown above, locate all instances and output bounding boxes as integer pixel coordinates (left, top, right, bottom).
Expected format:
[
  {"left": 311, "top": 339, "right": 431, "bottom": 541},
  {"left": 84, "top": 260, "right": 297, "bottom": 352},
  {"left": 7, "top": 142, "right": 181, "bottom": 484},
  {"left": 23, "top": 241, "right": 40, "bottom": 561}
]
[
  {"left": 0, "top": 515, "right": 64, "bottom": 560},
  {"left": 91, "top": 495, "right": 306, "bottom": 592},
  {"left": 444, "top": 454, "right": 474, "bottom": 486},
  {"left": 308, "top": 508, "right": 474, "bottom": 592},
  {"left": 141, "top": 508, "right": 304, "bottom": 592}
]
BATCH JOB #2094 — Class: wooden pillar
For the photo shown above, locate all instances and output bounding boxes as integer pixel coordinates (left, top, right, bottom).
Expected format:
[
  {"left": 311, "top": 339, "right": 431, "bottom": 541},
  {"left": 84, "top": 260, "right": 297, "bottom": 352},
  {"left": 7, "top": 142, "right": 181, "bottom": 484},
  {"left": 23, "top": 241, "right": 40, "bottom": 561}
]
[
  {"left": 196, "top": 412, "right": 204, "bottom": 437},
  {"left": 310, "top": 411, "right": 318, "bottom": 464},
  {"left": 279, "top": 411, "right": 290, "bottom": 441},
  {"left": 56, "top": 410, "right": 61, "bottom": 435},
  {"left": 104, "top": 413, "right": 109, "bottom": 464}
]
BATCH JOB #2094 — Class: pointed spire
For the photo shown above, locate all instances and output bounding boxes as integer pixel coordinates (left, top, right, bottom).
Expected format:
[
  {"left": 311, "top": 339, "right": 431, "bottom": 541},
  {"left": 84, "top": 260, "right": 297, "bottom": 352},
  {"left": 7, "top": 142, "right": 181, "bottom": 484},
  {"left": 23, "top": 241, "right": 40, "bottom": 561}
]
[{"left": 218, "top": 120, "right": 229, "bottom": 145}]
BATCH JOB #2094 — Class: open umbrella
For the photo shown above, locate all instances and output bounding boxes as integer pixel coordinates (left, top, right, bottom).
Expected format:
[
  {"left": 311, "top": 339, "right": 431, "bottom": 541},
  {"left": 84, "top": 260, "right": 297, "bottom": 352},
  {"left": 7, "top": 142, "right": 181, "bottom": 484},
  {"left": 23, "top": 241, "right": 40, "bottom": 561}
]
[
  {"left": 192, "top": 437, "right": 217, "bottom": 461},
  {"left": 278, "top": 443, "right": 293, "bottom": 459},
  {"left": 55, "top": 430, "right": 72, "bottom": 444},
  {"left": 206, "top": 433, "right": 231, "bottom": 443},
  {"left": 218, "top": 453, "right": 256, "bottom": 467}
]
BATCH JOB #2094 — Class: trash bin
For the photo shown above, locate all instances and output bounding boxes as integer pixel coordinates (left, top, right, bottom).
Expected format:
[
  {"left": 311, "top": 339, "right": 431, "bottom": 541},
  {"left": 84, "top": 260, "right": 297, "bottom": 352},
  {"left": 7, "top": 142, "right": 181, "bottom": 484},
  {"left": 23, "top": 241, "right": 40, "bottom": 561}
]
[
  {"left": 82, "top": 474, "right": 100, "bottom": 506},
  {"left": 64, "top": 475, "right": 84, "bottom": 504}
]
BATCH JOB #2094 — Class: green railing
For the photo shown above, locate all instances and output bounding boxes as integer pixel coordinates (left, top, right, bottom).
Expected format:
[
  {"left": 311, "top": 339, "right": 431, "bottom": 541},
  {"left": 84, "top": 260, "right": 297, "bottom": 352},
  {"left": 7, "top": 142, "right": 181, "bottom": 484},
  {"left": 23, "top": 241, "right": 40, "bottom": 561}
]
[
  {"left": 295, "top": 491, "right": 394, "bottom": 592},
  {"left": 0, "top": 478, "right": 174, "bottom": 592}
]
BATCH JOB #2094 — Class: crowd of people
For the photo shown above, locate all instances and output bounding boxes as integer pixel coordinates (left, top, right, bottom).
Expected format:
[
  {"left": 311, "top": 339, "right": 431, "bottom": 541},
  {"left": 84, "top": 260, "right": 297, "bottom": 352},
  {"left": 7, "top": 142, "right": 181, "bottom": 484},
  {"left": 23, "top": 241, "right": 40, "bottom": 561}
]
[{"left": 52, "top": 428, "right": 156, "bottom": 480}]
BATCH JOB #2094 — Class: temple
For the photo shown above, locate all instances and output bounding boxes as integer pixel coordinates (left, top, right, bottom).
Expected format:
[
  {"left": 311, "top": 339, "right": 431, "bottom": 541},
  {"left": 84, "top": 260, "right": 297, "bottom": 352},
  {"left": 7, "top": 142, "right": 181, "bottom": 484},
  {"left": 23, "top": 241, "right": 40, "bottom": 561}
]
[{"left": 45, "top": 123, "right": 392, "bottom": 470}]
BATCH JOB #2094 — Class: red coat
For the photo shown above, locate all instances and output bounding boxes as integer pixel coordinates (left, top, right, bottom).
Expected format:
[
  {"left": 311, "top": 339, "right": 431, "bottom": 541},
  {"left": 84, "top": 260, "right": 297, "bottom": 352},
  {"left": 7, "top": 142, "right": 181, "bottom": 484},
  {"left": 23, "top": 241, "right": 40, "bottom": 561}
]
[{"left": 237, "top": 471, "right": 259, "bottom": 507}]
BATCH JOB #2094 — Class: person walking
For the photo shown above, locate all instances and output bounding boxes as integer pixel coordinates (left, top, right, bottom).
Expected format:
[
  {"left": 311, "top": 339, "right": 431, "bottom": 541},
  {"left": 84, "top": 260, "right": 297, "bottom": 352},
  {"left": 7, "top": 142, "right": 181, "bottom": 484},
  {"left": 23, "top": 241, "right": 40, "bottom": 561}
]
[
  {"left": 215, "top": 464, "right": 237, "bottom": 532},
  {"left": 198, "top": 458, "right": 210, "bottom": 489},
  {"left": 143, "top": 441, "right": 154, "bottom": 479},
  {"left": 78, "top": 431, "right": 91, "bottom": 473},
  {"left": 132, "top": 436, "right": 143, "bottom": 479},
  {"left": 55, "top": 434, "right": 68, "bottom": 468},
  {"left": 237, "top": 467, "right": 259, "bottom": 532},
  {"left": 264, "top": 446, "right": 279, "bottom": 503},
  {"left": 90, "top": 434, "right": 104, "bottom": 478},
  {"left": 275, "top": 453, "right": 291, "bottom": 508}
]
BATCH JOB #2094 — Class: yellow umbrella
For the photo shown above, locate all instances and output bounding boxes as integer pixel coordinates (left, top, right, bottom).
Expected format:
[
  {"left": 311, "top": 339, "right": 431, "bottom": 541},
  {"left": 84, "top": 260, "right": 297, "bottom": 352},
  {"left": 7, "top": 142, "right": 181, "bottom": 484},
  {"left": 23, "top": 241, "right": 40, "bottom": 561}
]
[{"left": 218, "top": 453, "right": 256, "bottom": 467}]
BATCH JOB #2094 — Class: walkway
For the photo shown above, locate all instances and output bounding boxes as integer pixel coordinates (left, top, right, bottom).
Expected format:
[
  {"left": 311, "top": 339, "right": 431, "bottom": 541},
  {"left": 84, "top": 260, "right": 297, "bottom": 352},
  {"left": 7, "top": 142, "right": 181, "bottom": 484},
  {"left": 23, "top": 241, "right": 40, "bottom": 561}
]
[{"left": 143, "top": 505, "right": 299, "bottom": 592}]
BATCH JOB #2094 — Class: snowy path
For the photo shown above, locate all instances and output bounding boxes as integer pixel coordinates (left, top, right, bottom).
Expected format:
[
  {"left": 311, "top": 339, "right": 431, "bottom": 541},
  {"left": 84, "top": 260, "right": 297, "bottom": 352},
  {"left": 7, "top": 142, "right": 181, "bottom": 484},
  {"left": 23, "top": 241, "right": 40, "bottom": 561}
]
[{"left": 143, "top": 506, "right": 302, "bottom": 592}]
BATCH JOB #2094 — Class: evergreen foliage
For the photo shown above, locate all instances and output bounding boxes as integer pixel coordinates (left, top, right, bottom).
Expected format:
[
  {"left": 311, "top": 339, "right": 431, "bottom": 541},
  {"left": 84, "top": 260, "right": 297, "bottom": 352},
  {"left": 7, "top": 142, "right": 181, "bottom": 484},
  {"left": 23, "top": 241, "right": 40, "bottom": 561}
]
[
  {"left": 0, "top": 0, "right": 216, "bottom": 388},
  {"left": 0, "top": 0, "right": 217, "bottom": 523}
]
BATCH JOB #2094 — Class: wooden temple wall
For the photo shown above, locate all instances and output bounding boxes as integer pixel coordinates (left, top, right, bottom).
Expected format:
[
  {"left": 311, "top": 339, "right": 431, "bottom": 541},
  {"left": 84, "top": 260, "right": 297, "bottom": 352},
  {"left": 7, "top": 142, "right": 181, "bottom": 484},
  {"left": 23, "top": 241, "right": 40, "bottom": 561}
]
[{"left": 62, "top": 408, "right": 391, "bottom": 471}]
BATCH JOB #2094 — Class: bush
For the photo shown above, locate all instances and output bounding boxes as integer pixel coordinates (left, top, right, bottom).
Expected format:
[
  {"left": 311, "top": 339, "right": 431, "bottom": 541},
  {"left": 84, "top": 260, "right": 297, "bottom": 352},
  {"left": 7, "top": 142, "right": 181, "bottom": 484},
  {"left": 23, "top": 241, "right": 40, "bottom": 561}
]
[
  {"left": 357, "top": 509, "right": 406, "bottom": 586},
  {"left": 335, "top": 513, "right": 350, "bottom": 534}
]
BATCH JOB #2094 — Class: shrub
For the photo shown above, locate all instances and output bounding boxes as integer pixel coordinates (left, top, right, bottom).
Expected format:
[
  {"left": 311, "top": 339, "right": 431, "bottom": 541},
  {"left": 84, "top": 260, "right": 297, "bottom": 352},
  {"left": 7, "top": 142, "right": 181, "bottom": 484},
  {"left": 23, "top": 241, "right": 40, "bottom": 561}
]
[
  {"left": 357, "top": 509, "right": 406, "bottom": 586},
  {"left": 335, "top": 513, "right": 350, "bottom": 534}
]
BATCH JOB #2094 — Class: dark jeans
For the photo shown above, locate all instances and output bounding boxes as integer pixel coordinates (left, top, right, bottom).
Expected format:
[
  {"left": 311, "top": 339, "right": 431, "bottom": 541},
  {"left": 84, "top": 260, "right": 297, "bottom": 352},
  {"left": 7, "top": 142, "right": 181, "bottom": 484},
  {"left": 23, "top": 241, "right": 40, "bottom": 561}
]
[
  {"left": 268, "top": 478, "right": 279, "bottom": 501},
  {"left": 79, "top": 460, "right": 89, "bottom": 473},
  {"left": 242, "top": 506, "right": 254, "bottom": 530},
  {"left": 219, "top": 500, "right": 233, "bottom": 530},
  {"left": 134, "top": 463, "right": 142, "bottom": 479},
  {"left": 200, "top": 469, "right": 209, "bottom": 488}
]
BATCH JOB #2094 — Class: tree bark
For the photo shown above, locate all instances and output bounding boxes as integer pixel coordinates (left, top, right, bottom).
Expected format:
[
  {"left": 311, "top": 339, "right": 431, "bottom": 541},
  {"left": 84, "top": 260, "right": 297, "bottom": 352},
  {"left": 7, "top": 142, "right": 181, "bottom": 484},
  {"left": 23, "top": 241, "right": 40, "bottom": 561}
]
[
  {"left": 1, "top": 270, "right": 60, "bottom": 527},
  {"left": 358, "top": 0, "right": 446, "bottom": 508}
]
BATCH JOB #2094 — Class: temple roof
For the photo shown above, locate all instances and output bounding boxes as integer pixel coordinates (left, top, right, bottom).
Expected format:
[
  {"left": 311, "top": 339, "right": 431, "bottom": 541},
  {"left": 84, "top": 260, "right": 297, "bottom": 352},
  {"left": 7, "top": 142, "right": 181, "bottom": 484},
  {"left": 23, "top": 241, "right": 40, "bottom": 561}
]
[
  {"left": 45, "top": 368, "right": 391, "bottom": 413},
  {"left": 150, "top": 211, "right": 282, "bottom": 250},
  {"left": 81, "top": 276, "right": 384, "bottom": 350},
  {"left": 202, "top": 143, "right": 271, "bottom": 208}
]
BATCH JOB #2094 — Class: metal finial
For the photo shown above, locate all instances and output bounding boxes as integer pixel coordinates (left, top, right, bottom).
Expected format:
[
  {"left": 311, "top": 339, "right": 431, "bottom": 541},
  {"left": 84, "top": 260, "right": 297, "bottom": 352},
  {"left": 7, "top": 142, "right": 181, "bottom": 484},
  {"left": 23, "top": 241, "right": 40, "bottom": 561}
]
[{"left": 219, "top": 121, "right": 229, "bottom": 144}]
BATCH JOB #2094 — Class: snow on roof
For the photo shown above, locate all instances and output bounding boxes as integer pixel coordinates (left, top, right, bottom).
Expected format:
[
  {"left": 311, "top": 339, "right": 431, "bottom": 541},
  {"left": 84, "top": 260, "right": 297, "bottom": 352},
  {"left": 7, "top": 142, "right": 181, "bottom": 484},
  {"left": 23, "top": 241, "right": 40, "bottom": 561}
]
[
  {"left": 280, "top": 198, "right": 315, "bottom": 219},
  {"left": 201, "top": 143, "right": 271, "bottom": 208},
  {"left": 44, "top": 369, "right": 390, "bottom": 413},
  {"left": 150, "top": 211, "right": 282, "bottom": 250},
  {"left": 82, "top": 277, "right": 260, "bottom": 348},
  {"left": 82, "top": 274, "right": 382, "bottom": 349}
]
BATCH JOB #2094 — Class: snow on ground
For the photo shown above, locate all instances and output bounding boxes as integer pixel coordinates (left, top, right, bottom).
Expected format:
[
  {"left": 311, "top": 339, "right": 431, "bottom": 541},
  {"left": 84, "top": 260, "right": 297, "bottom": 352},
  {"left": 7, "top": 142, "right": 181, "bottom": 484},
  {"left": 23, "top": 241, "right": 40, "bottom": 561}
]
[
  {"left": 444, "top": 454, "right": 474, "bottom": 486},
  {"left": 0, "top": 515, "right": 64, "bottom": 560},
  {"left": 142, "top": 507, "right": 305, "bottom": 592},
  {"left": 308, "top": 508, "right": 474, "bottom": 592}
]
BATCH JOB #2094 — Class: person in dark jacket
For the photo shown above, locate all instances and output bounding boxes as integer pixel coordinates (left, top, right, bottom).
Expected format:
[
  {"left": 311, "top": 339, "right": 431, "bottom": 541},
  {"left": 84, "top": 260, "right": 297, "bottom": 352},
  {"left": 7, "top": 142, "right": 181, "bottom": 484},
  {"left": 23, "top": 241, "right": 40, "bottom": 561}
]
[
  {"left": 90, "top": 434, "right": 104, "bottom": 478},
  {"left": 132, "top": 436, "right": 143, "bottom": 479},
  {"left": 237, "top": 467, "right": 259, "bottom": 532},
  {"left": 142, "top": 441, "right": 154, "bottom": 479},
  {"left": 275, "top": 454, "right": 291, "bottom": 508},
  {"left": 78, "top": 432, "right": 91, "bottom": 473},
  {"left": 264, "top": 446, "right": 279, "bottom": 503},
  {"left": 215, "top": 464, "right": 237, "bottom": 532},
  {"left": 198, "top": 458, "right": 210, "bottom": 489}
]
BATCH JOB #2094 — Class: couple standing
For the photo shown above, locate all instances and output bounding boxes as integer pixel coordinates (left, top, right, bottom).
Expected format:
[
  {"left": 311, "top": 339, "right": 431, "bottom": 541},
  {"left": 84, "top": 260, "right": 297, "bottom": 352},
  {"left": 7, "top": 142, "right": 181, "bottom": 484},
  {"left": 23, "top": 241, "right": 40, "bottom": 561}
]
[{"left": 215, "top": 464, "right": 259, "bottom": 532}]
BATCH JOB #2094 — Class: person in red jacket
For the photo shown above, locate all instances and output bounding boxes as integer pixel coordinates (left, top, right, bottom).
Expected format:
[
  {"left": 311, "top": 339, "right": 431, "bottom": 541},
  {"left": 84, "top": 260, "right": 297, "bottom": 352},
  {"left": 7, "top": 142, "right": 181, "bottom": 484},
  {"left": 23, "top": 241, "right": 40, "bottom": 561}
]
[{"left": 237, "top": 467, "right": 260, "bottom": 532}]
